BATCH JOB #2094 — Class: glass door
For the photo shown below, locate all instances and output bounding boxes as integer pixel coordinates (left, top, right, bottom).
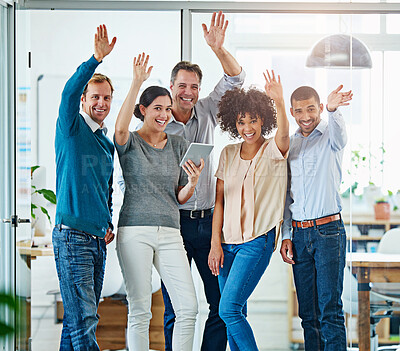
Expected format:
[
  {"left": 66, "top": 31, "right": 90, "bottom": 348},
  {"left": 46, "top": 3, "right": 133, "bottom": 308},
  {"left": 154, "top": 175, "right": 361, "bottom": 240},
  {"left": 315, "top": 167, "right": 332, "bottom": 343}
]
[
  {"left": 0, "top": 2, "right": 15, "bottom": 351},
  {"left": 15, "top": 3, "right": 33, "bottom": 351},
  {"left": 1, "top": 1, "right": 32, "bottom": 350}
]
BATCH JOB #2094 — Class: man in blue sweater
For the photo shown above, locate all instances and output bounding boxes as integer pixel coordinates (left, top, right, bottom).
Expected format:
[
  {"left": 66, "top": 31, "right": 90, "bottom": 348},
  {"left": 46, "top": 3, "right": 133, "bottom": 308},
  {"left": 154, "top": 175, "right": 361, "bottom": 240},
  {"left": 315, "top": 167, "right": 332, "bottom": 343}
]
[{"left": 52, "top": 24, "right": 116, "bottom": 351}]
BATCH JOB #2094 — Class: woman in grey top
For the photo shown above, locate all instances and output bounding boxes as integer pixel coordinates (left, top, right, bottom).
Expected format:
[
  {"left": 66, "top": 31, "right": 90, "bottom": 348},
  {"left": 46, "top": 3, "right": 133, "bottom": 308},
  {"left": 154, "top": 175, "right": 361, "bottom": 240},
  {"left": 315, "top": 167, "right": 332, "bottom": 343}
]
[{"left": 114, "top": 53, "right": 204, "bottom": 351}]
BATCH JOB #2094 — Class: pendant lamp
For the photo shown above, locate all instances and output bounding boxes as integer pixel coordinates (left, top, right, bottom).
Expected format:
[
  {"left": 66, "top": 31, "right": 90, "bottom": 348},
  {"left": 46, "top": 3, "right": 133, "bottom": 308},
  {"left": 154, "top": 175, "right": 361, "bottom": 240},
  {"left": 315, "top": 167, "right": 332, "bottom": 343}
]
[{"left": 306, "top": 34, "right": 372, "bottom": 69}]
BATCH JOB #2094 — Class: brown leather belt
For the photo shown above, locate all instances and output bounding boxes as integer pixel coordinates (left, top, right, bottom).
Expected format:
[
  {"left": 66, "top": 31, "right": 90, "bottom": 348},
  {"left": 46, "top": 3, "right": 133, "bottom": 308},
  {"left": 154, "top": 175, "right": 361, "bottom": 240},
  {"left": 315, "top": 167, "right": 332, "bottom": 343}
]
[{"left": 292, "top": 214, "right": 341, "bottom": 228}]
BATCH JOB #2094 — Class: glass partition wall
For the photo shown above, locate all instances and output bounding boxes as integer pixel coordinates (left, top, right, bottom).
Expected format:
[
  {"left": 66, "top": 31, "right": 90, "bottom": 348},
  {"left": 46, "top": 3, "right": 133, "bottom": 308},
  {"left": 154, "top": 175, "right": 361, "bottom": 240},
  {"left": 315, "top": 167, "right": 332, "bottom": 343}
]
[
  {"left": 16, "top": 2, "right": 400, "bottom": 350},
  {"left": 192, "top": 11, "right": 400, "bottom": 350},
  {"left": 0, "top": 3, "right": 14, "bottom": 351}
]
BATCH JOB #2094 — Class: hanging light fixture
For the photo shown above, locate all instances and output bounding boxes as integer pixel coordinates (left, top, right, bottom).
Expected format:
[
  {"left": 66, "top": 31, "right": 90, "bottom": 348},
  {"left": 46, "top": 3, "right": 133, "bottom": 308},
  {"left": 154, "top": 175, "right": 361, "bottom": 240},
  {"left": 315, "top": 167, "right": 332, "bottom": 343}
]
[{"left": 306, "top": 34, "right": 372, "bottom": 69}]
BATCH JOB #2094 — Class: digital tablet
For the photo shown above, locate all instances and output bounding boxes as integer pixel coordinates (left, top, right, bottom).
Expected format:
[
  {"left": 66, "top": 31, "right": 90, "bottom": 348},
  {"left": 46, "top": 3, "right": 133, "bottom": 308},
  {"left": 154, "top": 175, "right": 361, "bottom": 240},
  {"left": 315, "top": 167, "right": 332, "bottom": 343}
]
[{"left": 179, "top": 143, "right": 214, "bottom": 167}]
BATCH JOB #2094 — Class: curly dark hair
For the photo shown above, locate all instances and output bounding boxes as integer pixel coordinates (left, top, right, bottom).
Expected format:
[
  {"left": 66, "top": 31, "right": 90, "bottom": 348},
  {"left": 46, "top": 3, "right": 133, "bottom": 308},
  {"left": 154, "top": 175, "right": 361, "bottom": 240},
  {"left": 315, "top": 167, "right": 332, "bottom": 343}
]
[{"left": 217, "top": 88, "right": 277, "bottom": 139}]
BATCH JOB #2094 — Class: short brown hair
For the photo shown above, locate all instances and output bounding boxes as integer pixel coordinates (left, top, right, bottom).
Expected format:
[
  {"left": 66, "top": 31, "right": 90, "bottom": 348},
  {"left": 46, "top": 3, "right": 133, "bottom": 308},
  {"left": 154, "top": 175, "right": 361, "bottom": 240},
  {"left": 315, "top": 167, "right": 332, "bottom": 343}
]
[
  {"left": 83, "top": 73, "right": 114, "bottom": 96},
  {"left": 218, "top": 88, "right": 277, "bottom": 139},
  {"left": 290, "top": 86, "right": 320, "bottom": 106},
  {"left": 170, "top": 61, "right": 203, "bottom": 85}
]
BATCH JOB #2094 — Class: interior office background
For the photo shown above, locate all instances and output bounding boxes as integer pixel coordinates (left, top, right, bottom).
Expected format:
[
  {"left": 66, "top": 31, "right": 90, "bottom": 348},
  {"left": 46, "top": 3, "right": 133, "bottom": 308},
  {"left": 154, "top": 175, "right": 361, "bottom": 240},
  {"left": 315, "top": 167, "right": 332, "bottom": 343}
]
[{"left": 2, "top": 0, "right": 400, "bottom": 350}]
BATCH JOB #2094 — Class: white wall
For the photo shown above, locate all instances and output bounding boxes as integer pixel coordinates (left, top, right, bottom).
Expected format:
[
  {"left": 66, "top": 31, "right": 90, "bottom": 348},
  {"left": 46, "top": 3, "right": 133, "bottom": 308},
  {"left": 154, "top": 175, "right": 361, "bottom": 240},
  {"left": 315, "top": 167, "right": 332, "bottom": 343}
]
[{"left": 30, "top": 10, "right": 181, "bottom": 197}]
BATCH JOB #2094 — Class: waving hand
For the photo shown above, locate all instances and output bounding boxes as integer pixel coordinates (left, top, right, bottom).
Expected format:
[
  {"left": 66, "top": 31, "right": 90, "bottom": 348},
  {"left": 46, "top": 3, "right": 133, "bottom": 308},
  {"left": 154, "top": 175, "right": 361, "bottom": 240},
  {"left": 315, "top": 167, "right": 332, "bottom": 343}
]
[
  {"left": 263, "top": 69, "right": 284, "bottom": 104},
  {"left": 133, "top": 53, "right": 153, "bottom": 84},
  {"left": 327, "top": 85, "right": 353, "bottom": 112},
  {"left": 94, "top": 24, "right": 117, "bottom": 62},
  {"left": 202, "top": 11, "right": 228, "bottom": 51}
]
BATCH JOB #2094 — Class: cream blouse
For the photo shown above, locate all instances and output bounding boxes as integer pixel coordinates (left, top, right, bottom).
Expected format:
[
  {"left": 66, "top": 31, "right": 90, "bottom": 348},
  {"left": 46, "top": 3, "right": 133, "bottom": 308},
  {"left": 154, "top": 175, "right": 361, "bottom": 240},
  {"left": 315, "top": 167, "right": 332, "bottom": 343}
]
[{"left": 215, "top": 137, "right": 288, "bottom": 245}]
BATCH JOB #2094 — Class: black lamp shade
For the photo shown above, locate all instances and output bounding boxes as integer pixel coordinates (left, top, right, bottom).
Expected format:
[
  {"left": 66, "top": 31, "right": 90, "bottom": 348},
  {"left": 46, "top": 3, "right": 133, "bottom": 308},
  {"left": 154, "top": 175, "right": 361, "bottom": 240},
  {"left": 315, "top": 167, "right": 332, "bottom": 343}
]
[{"left": 306, "top": 34, "right": 372, "bottom": 69}]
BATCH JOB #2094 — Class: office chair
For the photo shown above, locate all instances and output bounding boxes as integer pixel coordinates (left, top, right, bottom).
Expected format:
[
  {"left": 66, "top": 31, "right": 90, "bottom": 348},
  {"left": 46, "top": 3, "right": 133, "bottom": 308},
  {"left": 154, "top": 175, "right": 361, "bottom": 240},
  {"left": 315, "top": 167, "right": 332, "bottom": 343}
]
[{"left": 372, "top": 228, "right": 400, "bottom": 298}]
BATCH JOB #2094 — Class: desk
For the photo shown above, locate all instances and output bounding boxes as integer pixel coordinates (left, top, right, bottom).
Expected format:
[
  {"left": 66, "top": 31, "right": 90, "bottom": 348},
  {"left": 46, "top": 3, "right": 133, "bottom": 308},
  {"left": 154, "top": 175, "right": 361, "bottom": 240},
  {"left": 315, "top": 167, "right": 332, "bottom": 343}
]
[
  {"left": 17, "top": 241, "right": 53, "bottom": 269},
  {"left": 348, "top": 252, "right": 400, "bottom": 351},
  {"left": 18, "top": 246, "right": 53, "bottom": 258},
  {"left": 342, "top": 213, "right": 400, "bottom": 232}
]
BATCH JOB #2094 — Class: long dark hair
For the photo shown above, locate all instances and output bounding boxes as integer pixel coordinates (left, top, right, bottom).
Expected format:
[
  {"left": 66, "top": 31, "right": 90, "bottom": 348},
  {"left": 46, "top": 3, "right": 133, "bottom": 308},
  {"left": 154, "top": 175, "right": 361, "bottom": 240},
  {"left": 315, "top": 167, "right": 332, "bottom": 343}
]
[{"left": 134, "top": 86, "right": 172, "bottom": 121}]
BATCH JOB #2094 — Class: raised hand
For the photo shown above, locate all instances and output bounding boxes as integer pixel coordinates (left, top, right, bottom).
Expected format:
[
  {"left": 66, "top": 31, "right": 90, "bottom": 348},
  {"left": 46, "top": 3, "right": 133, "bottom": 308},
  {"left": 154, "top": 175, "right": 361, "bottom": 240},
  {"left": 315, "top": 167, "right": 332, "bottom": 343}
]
[
  {"left": 132, "top": 53, "right": 153, "bottom": 84},
  {"left": 263, "top": 70, "right": 283, "bottom": 104},
  {"left": 327, "top": 84, "right": 353, "bottom": 112},
  {"left": 202, "top": 11, "right": 228, "bottom": 51},
  {"left": 94, "top": 24, "right": 117, "bottom": 62}
]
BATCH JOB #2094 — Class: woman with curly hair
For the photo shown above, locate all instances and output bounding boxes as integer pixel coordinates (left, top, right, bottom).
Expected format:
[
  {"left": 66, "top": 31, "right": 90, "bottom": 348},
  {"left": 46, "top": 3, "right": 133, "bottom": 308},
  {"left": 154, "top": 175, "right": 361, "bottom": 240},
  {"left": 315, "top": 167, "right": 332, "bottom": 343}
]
[{"left": 208, "top": 70, "right": 290, "bottom": 350}]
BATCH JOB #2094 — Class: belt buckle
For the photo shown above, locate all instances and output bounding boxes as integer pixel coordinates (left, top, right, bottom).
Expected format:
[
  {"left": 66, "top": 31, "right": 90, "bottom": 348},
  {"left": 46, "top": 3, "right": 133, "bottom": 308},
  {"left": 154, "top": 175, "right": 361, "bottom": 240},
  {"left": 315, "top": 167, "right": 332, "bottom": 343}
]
[
  {"left": 300, "top": 221, "right": 308, "bottom": 228},
  {"left": 190, "top": 210, "right": 205, "bottom": 219}
]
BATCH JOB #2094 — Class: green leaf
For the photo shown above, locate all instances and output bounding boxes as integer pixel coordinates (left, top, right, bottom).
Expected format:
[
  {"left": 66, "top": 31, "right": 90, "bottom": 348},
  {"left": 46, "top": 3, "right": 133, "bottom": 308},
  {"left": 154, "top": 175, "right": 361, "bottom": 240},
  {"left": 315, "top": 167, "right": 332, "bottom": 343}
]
[
  {"left": 40, "top": 206, "right": 51, "bottom": 225},
  {"left": 341, "top": 188, "right": 350, "bottom": 198},
  {"left": 31, "top": 166, "right": 40, "bottom": 176},
  {"left": 0, "top": 293, "right": 15, "bottom": 307},
  {"left": 36, "top": 189, "right": 57, "bottom": 204},
  {"left": 0, "top": 292, "right": 17, "bottom": 337},
  {"left": 0, "top": 323, "right": 14, "bottom": 337},
  {"left": 31, "top": 203, "right": 38, "bottom": 219}
]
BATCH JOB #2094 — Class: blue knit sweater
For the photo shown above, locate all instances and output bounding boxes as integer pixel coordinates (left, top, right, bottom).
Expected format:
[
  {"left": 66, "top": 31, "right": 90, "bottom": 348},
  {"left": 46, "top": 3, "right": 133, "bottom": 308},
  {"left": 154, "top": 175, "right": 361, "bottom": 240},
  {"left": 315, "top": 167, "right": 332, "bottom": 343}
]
[{"left": 55, "top": 56, "right": 114, "bottom": 238}]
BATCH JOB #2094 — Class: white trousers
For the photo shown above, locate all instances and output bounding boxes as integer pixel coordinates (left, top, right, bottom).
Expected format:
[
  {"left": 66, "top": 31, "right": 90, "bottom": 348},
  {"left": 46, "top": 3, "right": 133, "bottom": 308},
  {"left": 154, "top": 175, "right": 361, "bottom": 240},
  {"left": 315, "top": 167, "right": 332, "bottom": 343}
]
[{"left": 116, "top": 226, "right": 198, "bottom": 351}]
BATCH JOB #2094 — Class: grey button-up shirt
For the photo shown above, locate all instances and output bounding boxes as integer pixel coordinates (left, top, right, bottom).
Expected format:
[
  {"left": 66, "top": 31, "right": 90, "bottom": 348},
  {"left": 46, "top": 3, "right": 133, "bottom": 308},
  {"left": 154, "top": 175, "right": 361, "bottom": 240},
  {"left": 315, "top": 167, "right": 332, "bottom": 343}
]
[{"left": 167, "top": 70, "right": 246, "bottom": 210}]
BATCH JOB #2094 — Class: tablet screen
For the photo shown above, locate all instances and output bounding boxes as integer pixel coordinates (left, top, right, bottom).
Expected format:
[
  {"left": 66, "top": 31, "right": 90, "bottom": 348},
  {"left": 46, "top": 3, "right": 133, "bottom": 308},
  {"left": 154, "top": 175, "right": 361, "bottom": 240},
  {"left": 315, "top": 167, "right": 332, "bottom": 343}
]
[{"left": 179, "top": 143, "right": 214, "bottom": 167}]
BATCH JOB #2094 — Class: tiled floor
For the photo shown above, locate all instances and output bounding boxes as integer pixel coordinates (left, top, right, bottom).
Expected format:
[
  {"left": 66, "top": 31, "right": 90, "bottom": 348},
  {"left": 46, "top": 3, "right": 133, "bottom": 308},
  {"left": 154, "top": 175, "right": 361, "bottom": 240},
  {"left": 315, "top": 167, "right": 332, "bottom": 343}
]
[
  {"left": 31, "top": 306, "right": 62, "bottom": 351},
  {"left": 31, "top": 304, "right": 295, "bottom": 351},
  {"left": 30, "top": 256, "right": 295, "bottom": 351}
]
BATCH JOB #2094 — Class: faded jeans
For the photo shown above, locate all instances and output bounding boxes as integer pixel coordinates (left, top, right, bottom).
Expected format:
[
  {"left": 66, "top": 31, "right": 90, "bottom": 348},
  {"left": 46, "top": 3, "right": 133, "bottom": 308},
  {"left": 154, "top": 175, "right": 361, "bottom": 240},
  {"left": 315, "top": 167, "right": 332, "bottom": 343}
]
[
  {"left": 52, "top": 225, "right": 106, "bottom": 351},
  {"left": 218, "top": 229, "right": 276, "bottom": 351}
]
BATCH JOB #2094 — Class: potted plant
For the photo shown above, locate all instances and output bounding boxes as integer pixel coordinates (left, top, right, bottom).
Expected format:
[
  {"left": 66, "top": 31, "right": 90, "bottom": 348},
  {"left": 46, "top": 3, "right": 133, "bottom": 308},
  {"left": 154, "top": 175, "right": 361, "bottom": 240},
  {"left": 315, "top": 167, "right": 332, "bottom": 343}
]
[
  {"left": 345, "top": 145, "right": 386, "bottom": 208},
  {"left": 374, "top": 197, "right": 391, "bottom": 220},
  {"left": 0, "top": 292, "right": 17, "bottom": 339},
  {"left": 388, "top": 189, "right": 399, "bottom": 212},
  {"left": 31, "top": 166, "right": 57, "bottom": 235}
]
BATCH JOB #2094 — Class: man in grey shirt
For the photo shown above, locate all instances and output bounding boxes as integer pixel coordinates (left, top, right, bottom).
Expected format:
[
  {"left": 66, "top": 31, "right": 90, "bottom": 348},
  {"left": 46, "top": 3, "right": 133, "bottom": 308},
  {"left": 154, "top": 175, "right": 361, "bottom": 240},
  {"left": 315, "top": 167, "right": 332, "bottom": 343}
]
[{"left": 161, "top": 11, "right": 245, "bottom": 351}]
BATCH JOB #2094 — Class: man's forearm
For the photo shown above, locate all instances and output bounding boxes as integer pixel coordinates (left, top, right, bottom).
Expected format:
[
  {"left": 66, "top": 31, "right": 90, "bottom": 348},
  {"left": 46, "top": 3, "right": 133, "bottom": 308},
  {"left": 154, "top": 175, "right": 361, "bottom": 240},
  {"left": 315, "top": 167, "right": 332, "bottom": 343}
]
[{"left": 212, "top": 47, "right": 241, "bottom": 77}]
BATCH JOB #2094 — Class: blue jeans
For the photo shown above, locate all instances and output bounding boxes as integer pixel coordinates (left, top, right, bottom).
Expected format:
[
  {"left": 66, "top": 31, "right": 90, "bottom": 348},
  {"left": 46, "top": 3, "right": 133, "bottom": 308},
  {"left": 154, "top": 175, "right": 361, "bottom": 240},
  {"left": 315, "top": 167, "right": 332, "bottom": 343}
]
[
  {"left": 218, "top": 229, "right": 276, "bottom": 351},
  {"left": 52, "top": 225, "right": 106, "bottom": 351},
  {"left": 292, "top": 219, "right": 347, "bottom": 351},
  {"left": 161, "top": 210, "right": 227, "bottom": 351}
]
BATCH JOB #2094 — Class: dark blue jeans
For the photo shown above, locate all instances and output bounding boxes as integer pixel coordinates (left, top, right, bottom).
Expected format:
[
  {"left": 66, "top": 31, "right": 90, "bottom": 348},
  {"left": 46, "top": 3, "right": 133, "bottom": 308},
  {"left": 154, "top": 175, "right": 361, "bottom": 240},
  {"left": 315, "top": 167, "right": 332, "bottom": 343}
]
[
  {"left": 52, "top": 225, "right": 106, "bottom": 351},
  {"left": 161, "top": 210, "right": 227, "bottom": 351},
  {"left": 218, "top": 229, "right": 276, "bottom": 351},
  {"left": 292, "top": 219, "right": 347, "bottom": 351}
]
